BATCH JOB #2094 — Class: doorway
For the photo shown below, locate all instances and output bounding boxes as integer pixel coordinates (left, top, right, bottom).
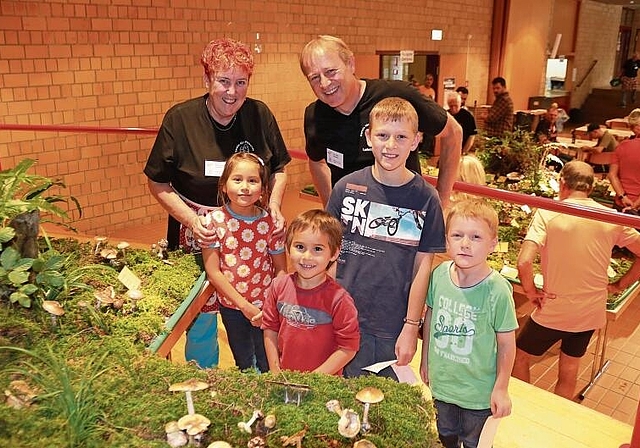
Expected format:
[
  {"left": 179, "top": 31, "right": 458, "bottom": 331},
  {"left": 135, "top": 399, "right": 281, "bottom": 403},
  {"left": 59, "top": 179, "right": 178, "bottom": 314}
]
[{"left": 378, "top": 53, "right": 440, "bottom": 101}]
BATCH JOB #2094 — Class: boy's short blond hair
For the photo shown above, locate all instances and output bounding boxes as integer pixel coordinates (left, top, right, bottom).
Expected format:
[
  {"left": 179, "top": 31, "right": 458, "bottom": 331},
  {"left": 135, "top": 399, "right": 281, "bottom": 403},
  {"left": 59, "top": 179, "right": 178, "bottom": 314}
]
[
  {"left": 286, "top": 209, "right": 343, "bottom": 255},
  {"left": 369, "top": 97, "right": 419, "bottom": 134},
  {"left": 446, "top": 199, "right": 498, "bottom": 239}
]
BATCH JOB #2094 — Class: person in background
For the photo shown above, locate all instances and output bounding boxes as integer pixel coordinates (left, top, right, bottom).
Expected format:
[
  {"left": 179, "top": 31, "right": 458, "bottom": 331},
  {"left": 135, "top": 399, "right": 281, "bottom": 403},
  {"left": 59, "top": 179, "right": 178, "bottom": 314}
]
[
  {"left": 583, "top": 123, "right": 617, "bottom": 154},
  {"left": 513, "top": 161, "right": 640, "bottom": 399},
  {"left": 446, "top": 91, "right": 477, "bottom": 154},
  {"left": 202, "top": 152, "right": 287, "bottom": 373},
  {"left": 300, "top": 35, "right": 462, "bottom": 209},
  {"left": 262, "top": 210, "right": 360, "bottom": 375},
  {"left": 327, "top": 97, "right": 446, "bottom": 379},
  {"left": 455, "top": 86, "right": 469, "bottom": 108},
  {"left": 421, "top": 199, "right": 517, "bottom": 448},
  {"left": 485, "top": 77, "right": 514, "bottom": 139},
  {"left": 144, "top": 38, "right": 291, "bottom": 369},
  {"left": 620, "top": 52, "right": 640, "bottom": 108},
  {"left": 534, "top": 105, "right": 559, "bottom": 144},
  {"left": 418, "top": 73, "right": 437, "bottom": 100},
  {"left": 408, "top": 74, "right": 419, "bottom": 87},
  {"left": 450, "top": 155, "right": 487, "bottom": 204},
  {"left": 609, "top": 108, "right": 640, "bottom": 212}
]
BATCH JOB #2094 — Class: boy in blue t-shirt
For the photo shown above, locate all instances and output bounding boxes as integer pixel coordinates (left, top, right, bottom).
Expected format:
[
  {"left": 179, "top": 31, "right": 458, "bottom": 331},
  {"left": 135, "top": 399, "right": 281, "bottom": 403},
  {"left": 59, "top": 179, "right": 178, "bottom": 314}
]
[
  {"left": 420, "top": 199, "right": 518, "bottom": 448},
  {"left": 327, "top": 97, "right": 446, "bottom": 379}
]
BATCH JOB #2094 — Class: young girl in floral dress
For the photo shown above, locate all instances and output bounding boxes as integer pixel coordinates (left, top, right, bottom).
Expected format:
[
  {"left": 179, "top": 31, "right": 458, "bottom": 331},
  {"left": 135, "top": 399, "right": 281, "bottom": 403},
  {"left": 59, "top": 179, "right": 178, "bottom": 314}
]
[{"left": 202, "top": 152, "right": 287, "bottom": 372}]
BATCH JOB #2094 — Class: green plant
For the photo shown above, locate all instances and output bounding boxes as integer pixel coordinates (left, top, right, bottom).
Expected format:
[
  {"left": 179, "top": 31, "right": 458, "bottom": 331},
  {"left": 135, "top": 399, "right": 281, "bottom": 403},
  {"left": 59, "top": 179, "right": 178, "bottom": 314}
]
[
  {"left": 1, "top": 345, "right": 108, "bottom": 447},
  {"left": 0, "top": 158, "right": 81, "bottom": 229}
]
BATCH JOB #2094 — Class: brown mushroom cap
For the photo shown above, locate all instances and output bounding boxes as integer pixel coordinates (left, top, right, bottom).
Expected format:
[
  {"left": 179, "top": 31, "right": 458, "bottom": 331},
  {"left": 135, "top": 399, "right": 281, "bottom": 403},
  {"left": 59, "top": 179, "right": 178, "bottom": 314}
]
[
  {"left": 177, "top": 413, "right": 210, "bottom": 435},
  {"left": 169, "top": 378, "right": 210, "bottom": 392},
  {"left": 117, "top": 241, "right": 130, "bottom": 250},
  {"left": 42, "top": 300, "right": 65, "bottom": 316},
  {"left": 355, "top": 387, "right": 384, "bottom": 404},
  {"left": 94, "top": 289, "right": 115, "bottom": 305},
  {"left": 94, "top": 236, "right": 108, "bottom": 243}
]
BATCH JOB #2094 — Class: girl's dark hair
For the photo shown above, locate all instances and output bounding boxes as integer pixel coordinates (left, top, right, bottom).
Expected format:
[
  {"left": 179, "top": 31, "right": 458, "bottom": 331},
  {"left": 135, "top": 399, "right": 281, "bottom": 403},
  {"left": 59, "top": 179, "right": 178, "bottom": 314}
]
[{"left": 217, "top": 152, "right": 270, "bottom": 207}]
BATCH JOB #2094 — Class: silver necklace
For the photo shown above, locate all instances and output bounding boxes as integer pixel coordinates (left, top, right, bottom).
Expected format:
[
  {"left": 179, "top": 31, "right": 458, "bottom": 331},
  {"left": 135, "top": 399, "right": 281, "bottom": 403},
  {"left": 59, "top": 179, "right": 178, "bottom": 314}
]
[{"left": 206, "top": 98, "right": 237, "bottom": 132}]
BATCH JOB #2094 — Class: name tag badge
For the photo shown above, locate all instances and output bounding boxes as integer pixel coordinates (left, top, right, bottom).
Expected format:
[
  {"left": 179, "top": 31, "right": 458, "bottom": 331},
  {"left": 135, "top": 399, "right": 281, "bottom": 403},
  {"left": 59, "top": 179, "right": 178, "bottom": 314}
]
[
  {"left": 326, "top": 148, "right": 344, "bottom": 169},
  {"left": 204, "top": 160, "right": 226, "bottom": 177}
]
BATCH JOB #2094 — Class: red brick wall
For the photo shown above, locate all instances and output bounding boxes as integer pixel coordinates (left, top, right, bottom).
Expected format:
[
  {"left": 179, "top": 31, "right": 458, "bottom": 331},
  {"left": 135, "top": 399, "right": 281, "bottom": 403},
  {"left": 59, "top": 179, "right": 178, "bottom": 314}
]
[{"left": 0, "top": 0, "right": 493, "bottom": 235}]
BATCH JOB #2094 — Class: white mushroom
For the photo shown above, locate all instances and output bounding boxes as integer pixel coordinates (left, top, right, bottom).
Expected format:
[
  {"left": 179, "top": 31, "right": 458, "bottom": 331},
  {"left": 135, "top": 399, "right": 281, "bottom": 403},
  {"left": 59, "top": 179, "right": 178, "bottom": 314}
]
[
  {"left": 169, "top": 378, "right": 209, "bottom": 415},
  {"left": 207, "top": 442, "right": 232, "bottom": 448},
  {"left": 326, "top": 399, "right": 342, "bottom": 415},
  {"left": 177, "top": 413, "right": 210, "bottom": 436},
  {"left": 337, "top": 409, "right": 361, "bottom": 438},
  {"left": 353, "top": 440, "right": 377, "bottom": 448},
  {"left": 126, "top": 289, "right": 144, "bottom": 310},
  {"left": 237, "top": 409, "right": 263, "bottom": 434},
  {"left": 93, "top": 236, "right": 108, "bottom": 255},
  {"left": 116, "top": 241, "right": 130, "bottom": 257},
  {"left": 263, "top": 414, "right": 276, "bottom": 429},
  {"left": 165, "top": 420, "right": 188, "bottom": 447}
]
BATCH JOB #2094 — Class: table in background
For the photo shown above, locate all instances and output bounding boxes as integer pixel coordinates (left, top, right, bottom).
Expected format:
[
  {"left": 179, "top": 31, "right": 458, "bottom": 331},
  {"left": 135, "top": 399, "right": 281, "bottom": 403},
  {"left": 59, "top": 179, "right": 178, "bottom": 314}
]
[
  {"left": 606, "top": 117, "right": 629, "bottom": 130},
  {"left": 573, "top": 125, "right": 633, "bottom": 142}
]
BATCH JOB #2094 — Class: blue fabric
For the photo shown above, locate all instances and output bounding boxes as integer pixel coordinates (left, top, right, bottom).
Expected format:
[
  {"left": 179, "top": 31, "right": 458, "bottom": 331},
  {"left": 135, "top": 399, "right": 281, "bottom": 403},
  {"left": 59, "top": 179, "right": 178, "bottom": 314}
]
[
  {"left": 219, "top": 306, "right": 268, "bottom": 373},
  {"left": 343, "top": 332, "right": 398, "bottom": 380},
  {"left": 185, "top": 312, "right": 219, "bottom": 369},
  {"left": 434, "top": 399, "right": 492, "bottom": 448}
]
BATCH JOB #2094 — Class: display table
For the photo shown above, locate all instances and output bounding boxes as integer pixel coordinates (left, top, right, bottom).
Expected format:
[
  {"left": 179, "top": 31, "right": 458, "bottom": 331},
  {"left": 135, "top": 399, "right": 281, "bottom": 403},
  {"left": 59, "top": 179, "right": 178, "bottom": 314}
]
[{"left": 495, "top": 377, "right": 632, "bottom": 448}]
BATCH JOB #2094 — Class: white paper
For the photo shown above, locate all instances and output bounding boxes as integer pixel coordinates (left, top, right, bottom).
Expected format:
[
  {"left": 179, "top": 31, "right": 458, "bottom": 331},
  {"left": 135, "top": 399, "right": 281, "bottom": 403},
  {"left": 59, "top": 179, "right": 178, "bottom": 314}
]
[
  {"left": 391, "top": 364, "right": 418, "bottom": 384},
  {"left": 362, "top": 359, "right": 397, "bottom": 374},
  {"left": 477, "top": 416, "right": 501, "bottom": 448}
]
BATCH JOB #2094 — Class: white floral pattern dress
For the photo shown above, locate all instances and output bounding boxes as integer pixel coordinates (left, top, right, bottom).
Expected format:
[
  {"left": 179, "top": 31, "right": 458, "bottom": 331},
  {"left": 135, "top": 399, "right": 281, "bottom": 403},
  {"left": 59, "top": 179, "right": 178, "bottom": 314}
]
[{"left": 207, "top": 204, "right": 285, "bottom": 311}]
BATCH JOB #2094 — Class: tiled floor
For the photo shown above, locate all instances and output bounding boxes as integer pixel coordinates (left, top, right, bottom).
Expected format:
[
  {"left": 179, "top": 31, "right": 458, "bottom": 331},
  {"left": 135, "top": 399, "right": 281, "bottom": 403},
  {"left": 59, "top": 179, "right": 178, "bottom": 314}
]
[{"left": 74, "top": 186, "right": 640, "bottom": 427}]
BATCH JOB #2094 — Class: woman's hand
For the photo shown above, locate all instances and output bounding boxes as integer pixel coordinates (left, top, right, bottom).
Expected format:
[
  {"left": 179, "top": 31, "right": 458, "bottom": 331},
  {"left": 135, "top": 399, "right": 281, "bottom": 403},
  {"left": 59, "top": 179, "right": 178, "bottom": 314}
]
[{"left": 191, "top": 214, "right": 216, "bottom": 248}]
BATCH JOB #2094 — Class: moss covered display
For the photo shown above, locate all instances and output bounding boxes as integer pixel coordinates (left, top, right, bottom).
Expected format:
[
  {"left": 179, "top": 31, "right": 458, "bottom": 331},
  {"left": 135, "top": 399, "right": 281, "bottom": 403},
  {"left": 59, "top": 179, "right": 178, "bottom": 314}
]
[{"left": 0, "top": 239, "right": 439, "bottom": 448}]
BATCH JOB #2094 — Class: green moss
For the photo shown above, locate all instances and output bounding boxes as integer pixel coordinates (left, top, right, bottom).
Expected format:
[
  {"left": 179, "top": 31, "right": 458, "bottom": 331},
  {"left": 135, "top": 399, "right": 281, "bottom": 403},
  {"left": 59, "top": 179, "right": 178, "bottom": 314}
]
[{"left": 0, "top": 238, "right": 440, "bottom": 447}]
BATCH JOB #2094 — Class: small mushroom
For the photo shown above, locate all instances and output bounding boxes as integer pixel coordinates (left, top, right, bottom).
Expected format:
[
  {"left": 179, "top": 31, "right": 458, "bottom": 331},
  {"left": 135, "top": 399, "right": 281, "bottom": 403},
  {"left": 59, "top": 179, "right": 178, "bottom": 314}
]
[
  {"left": 207, "top": 442, "right": 232, "bottom": 448},
  {"left": 238, "top": 409, "right": 263, "bottom": 434},
  {"left": 127, "top": 289, "right": 144, "bottom": 310},
  {"left": 337, "top": 409, "right": 361, "bottom": 438},
  {"left": 247, "top": 436, "right": 266, "bottom": 448},
  {"left": 255, "top": 412, "right": 276, "bottom": 436},
  {"left": 353, "top": 440, "right": 377, "bottom": 448},
  {"left": 326, "top": 399, "right": 342, "bottom": 415},
  {"left": 100, "top": 248, "right": 118, "bottom": 261},
  {"left": 355, "top": 387, "right": 384, "bottom": 433},
  {"left": 94, "top": 286, "right": 115, "bottom": 309},
  {"left": 165, "top": 420, "right": 188, "bottom": 447},
  {"left": 94, "top": 236, "right": 108, "bottom": 255},
  {"left": 263, "top": 414, "right": 276, "bottom": 429},
  {"left": 169, "top": 378, "right": 209, "bottom": 415},
  {"left": 116, "top": 241, "right": 130, "bottom": 257},
  {"left": 178, "top": 413, "right": 211, "bottom": 436},
  {"left": 4, "top": 380, "right": 37, "bottom": 409},
  {"left": 42, "top": 300, "right": 65, "bottom": 326}
]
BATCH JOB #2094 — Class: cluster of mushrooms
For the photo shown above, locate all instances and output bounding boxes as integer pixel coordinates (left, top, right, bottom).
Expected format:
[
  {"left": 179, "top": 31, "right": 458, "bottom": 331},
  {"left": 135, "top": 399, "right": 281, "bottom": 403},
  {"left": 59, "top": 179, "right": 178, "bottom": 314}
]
[
  {"left": 93, "top": 236, "right": 130, "bottom": 266},
  {"left": 325, "top": 387, "right": 384, "bottom": 447},
  {"left": 166, "top": 378, "right": 278, "bottom": 448}
]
